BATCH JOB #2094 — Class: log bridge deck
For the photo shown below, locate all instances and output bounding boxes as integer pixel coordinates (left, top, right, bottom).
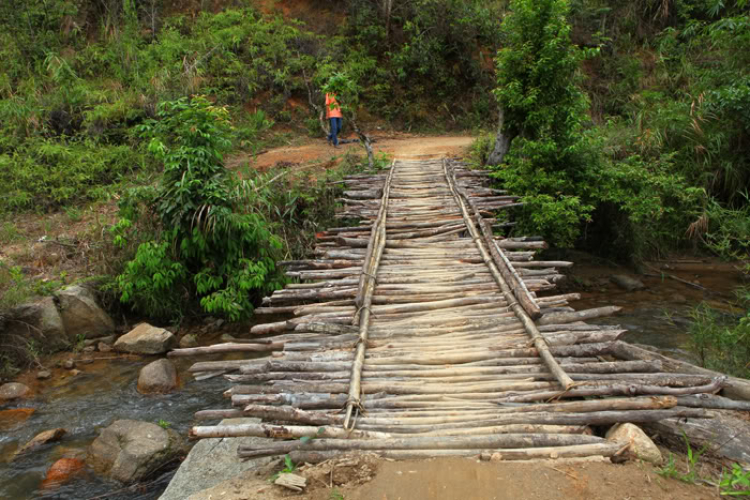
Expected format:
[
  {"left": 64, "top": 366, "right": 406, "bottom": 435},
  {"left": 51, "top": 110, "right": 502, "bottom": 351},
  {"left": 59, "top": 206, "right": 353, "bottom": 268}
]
[{"left": 179, "top": 157, "right": 734, "bottom": 463}]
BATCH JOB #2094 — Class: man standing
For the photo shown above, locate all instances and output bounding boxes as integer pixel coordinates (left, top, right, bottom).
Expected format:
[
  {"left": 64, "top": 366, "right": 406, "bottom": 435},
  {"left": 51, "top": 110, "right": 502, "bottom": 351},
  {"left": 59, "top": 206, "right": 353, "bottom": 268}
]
[{"left": 326, "top": 92, "right": 343, "bottom": 147}]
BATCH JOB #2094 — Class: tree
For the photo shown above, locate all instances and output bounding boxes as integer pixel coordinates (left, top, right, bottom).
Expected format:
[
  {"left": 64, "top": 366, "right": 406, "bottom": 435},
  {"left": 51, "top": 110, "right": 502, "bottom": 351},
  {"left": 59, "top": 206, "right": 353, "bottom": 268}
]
[
  {"left": 488, "top": 0, "right": 592, "bottom": 166},
  {"left": 489, "top": 0, "right": 601, "bottom": 247}
]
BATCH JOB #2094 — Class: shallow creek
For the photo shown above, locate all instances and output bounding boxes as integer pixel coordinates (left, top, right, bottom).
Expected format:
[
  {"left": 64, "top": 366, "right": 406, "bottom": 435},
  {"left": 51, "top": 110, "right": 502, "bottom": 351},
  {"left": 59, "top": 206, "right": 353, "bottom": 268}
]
[{"left": 0, "top": 258, "right": 745, "bottom": 499}]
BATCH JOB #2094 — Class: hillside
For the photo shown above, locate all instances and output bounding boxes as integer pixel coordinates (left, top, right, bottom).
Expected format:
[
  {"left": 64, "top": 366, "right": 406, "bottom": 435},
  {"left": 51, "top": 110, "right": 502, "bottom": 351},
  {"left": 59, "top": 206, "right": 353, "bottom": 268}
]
[{"left": 0, "top": 0, "right": 748, "bottom": 371}]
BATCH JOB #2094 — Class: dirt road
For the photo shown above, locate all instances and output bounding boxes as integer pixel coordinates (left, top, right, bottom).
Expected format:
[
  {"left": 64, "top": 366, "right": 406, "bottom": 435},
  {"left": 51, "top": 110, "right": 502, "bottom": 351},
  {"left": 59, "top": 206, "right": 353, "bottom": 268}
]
[{"left": 226, "top": 134, "right": 474, "bottom": 171}]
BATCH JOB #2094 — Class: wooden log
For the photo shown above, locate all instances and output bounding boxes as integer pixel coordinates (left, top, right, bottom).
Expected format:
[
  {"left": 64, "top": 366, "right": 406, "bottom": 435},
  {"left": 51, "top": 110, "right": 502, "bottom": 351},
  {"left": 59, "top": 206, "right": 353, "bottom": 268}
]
[
  {"left": 195, "top": 409, "right": 244, "bottom": 421},
  {"left": 168, "top": 342, "right": 283, "bottom": 357},
  {"left": 191, "top": 423, "right": 390, "bottom": 440},
  {"left": 498, "top": 378, "right": 725, "bottom": 403},
  {"left": 441, "top": 159, "right": 572, "bottom": 390},
  {"left": 237, "top": 433, "right": 608, "bottom": 459},
  {"left": 676, "top": 394, "right": 750, "bottom": 411},
  {"left": 611, "top": 341, "right": 750, "bottom": 402},
  {"left": 538, "top": 306, "right": 622, "bottom": 325},
  {"left": 240, "top": 404, "right": 708, "bottom": 430},
  {"left": 286, "top": 442, "right": 624, "bottom": 463},
  {"left": 643, "top": 410, "right": 750, "bottom": 464},
  {"left": 189, "top": 359, "right": 256, "bottom": 373},
  {"left": 345, "top": 159, "right": 396, "bottom": 429}
]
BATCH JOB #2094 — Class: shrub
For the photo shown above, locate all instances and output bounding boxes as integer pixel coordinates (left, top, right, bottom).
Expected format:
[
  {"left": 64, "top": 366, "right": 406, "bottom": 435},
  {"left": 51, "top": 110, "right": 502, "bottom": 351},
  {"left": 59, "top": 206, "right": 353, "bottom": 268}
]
[
  {"left": 115, "top": 97, "right": 283, "bottom": 321},
  {"left": 4, "top": 140, "right": 149, "bottom": 211},
  {"left": 688, "top": 287, "right": 750, "bottom": 378}
]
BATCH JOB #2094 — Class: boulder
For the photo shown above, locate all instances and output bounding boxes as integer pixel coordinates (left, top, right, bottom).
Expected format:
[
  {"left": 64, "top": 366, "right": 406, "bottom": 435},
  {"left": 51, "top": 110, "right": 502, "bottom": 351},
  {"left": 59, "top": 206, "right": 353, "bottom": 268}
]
[
  {"left": 57, "top": 285, "right": 115, "bottom": 340},
  {"left": 37, "top": 370, "right": 52, "bottom": 380},
  {"left": 0, "top": 382, "right": 31, "bottom": 401},
  {"left": 6, "top": 297, "right": 69, "bottom": 350},
  {"left": 12, "top": 428, "right": 67, "bottom": 460},
  {"left": 137, "top": 359, "right": 179, "bottom": 394},
  {"left": 606, "top": 423, "right": 662, "bottom": 464},
  {"left": 219, "top": 333, "right": 236, "bottom": 343},
  {"left": 610, "top": 274, "right": 646, "bottom": 291},
  {"left": 179, "top": 334, "right": 199, "bottom": 349},
  {"left": 159, "top": 418, "right": 273, "bottom": 500},
  {"left": 88, "top": 419, "right": 187, "bottom": 483},
  {"left": 114, "top": 323, "right": 176, "bottom": 355},
  {"left": 41, "top": 457, "right": 86, "bottom": 489}
]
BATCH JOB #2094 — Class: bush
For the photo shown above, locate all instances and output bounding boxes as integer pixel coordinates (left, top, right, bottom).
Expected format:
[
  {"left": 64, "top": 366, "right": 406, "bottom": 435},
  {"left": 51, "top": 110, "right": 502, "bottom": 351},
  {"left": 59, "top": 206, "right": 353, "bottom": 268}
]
[
  {"left": 115, "top": 97, "right": 283, "bottom": 321},
  {"left": 688, "top": 287, "right": 750, "bottom": 378},
  {"left": 0, "top": 139, "right": 150, "bottom": 211}
]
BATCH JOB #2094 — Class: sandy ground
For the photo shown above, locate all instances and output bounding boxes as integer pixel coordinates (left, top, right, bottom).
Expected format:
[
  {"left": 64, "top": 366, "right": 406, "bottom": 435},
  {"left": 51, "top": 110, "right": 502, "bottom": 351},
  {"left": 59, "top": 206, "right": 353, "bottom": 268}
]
[
  {"left": 187, "top": 455, "right": 718, "bottom": 500},
  {"left": 226, "top": 134, "right": 474, "bottom": 171}
]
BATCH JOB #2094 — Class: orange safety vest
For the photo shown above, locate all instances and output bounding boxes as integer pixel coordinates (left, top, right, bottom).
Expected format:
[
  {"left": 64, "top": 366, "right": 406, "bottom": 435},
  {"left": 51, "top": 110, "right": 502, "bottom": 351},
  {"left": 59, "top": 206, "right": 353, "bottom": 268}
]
[{"left": 325, "top": 93, "right": 342, "bottom": 119}]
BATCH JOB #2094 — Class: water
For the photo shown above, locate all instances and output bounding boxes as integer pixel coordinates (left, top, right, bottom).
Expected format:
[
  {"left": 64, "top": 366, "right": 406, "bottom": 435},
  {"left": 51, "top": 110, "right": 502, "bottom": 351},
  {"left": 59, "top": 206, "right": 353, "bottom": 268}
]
[
  {"left": 567, "top": 257, "right": 745, "bottom": 362},
  {"left": 0, "top": 356, "right": 229, "bottom": 500},
  {"left": 1, "top": 258, "right": 744, "bottom": 499}
]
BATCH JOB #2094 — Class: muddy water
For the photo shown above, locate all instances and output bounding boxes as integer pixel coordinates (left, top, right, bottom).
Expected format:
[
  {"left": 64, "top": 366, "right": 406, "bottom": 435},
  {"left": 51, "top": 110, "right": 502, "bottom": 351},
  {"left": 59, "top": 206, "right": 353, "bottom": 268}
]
[{"left": 1, "top": 257, "right": 745, "bottom": 500}]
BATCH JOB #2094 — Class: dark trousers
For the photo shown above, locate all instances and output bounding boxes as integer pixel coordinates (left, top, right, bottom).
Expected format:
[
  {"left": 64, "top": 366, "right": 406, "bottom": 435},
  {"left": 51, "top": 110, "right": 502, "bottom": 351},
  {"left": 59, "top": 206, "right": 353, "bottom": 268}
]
[{"left": 328, "top": 117, "right": 342, "bottom": 146}]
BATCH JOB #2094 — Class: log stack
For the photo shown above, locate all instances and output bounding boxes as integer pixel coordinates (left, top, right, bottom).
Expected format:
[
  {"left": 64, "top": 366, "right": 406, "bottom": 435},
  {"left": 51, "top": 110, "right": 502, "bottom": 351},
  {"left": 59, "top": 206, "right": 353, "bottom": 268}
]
[{"left": 180, "top": 157, "right": 731, "bottom": 462}]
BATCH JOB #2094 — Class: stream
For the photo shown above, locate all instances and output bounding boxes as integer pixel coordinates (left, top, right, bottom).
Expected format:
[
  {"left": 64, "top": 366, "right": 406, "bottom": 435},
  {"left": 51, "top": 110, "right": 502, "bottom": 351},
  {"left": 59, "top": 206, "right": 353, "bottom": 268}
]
[{"left": 0, "top": 257, "right": 745, "bottom": 499}]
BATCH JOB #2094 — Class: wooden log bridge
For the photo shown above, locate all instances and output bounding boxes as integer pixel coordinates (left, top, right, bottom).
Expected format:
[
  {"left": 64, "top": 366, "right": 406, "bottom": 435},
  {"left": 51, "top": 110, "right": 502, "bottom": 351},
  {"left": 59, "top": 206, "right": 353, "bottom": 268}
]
[{"left": 183, "top": 157, "right": 728, "bottom": 463}]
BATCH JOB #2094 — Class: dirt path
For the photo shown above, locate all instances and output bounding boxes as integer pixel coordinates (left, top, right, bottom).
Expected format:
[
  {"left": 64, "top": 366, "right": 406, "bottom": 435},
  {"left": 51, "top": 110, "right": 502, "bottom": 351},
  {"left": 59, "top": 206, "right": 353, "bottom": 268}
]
[
  {"left": 187, "top": 455, "right": 717, "bottom": 500},
  {"left": 226, "top": 134, "right": 474, "bottom": 171}
]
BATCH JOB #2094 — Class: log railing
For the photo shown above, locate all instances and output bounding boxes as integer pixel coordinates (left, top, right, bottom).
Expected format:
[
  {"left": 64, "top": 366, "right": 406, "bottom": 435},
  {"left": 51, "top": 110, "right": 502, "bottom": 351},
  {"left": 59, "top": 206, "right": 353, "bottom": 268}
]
[
  {"left": 443, "top": 159, "right": 574, "bottom": 391},
  {"left": 344, "top": 161, "right": 396, "bottom": 429}
]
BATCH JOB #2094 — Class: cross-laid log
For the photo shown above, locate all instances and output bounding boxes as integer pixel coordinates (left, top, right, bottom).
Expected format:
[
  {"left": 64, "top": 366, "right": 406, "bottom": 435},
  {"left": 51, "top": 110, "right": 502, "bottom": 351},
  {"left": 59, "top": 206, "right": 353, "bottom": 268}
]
[
  {"left": 168, "top": 341, "right": 284, "bottom": 357},
  {"left": 237, "top": 433, "right": 608, "bottom": 459},
  {"left": 611, "top": 341, "right": 750, "bottom": 401},
  {"left": 191, "top": 423, "right": 391, "bottom": 440},
  {"left": 286, "top": 442, "right": 625, "bottom": 463},
  {"left": 496, "top": 378, "right": 725, "bottom": 403}
]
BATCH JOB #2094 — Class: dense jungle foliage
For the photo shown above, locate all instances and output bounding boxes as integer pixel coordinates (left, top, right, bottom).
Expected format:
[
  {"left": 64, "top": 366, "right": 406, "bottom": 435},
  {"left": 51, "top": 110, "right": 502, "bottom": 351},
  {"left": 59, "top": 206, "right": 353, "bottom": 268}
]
[
  {"left": 0, "top": 0, "right": 748, "bottom": 326},
  {"left": 481, "top": 0, "right": 750, "bottom": 263}
]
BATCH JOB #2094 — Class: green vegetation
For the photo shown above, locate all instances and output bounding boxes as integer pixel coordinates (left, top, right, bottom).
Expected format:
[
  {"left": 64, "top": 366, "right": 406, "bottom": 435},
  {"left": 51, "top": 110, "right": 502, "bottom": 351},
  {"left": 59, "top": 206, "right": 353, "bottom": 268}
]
[
  {"left": 658, "top": 432, "right": 750, "bottom": 496},
  {"left": 490, "top": 0, "right": 600, "bottom": 247},
  {"left": 720, "top": 463, "right": 750, "bottom": 496},
  {"left": 486, "top": 0, "right": 713, "bottom": 259},
  {"left": 658, "top": 433, "right": 708, "bottom": 483},
  {"left": 688, "top": 286, "right": 750, "bottom": 377},
  {"left": 0, "top": 0, "right": 501, "bottom": 213},
  {"left": 0, "top": 0, "right": 748, "bottom": 328},
  {"left": 0, "top": 264, "right": 66, "bottom": 311},
  {"left": 269, "top": 454, "right": 297, "bottom": 482},
  {"left": 114, "top": 97, "right": 284, "bottom": 321},
  {"left": 0, "top": 0, "right": 501, "bottom": 324}
]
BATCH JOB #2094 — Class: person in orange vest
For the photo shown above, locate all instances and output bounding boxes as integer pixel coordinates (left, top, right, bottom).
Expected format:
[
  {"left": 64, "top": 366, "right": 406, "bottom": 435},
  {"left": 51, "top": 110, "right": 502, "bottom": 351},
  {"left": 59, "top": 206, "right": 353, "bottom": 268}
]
[{"left": 325, "top": 92, "right": 343, "bottom": 147}]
